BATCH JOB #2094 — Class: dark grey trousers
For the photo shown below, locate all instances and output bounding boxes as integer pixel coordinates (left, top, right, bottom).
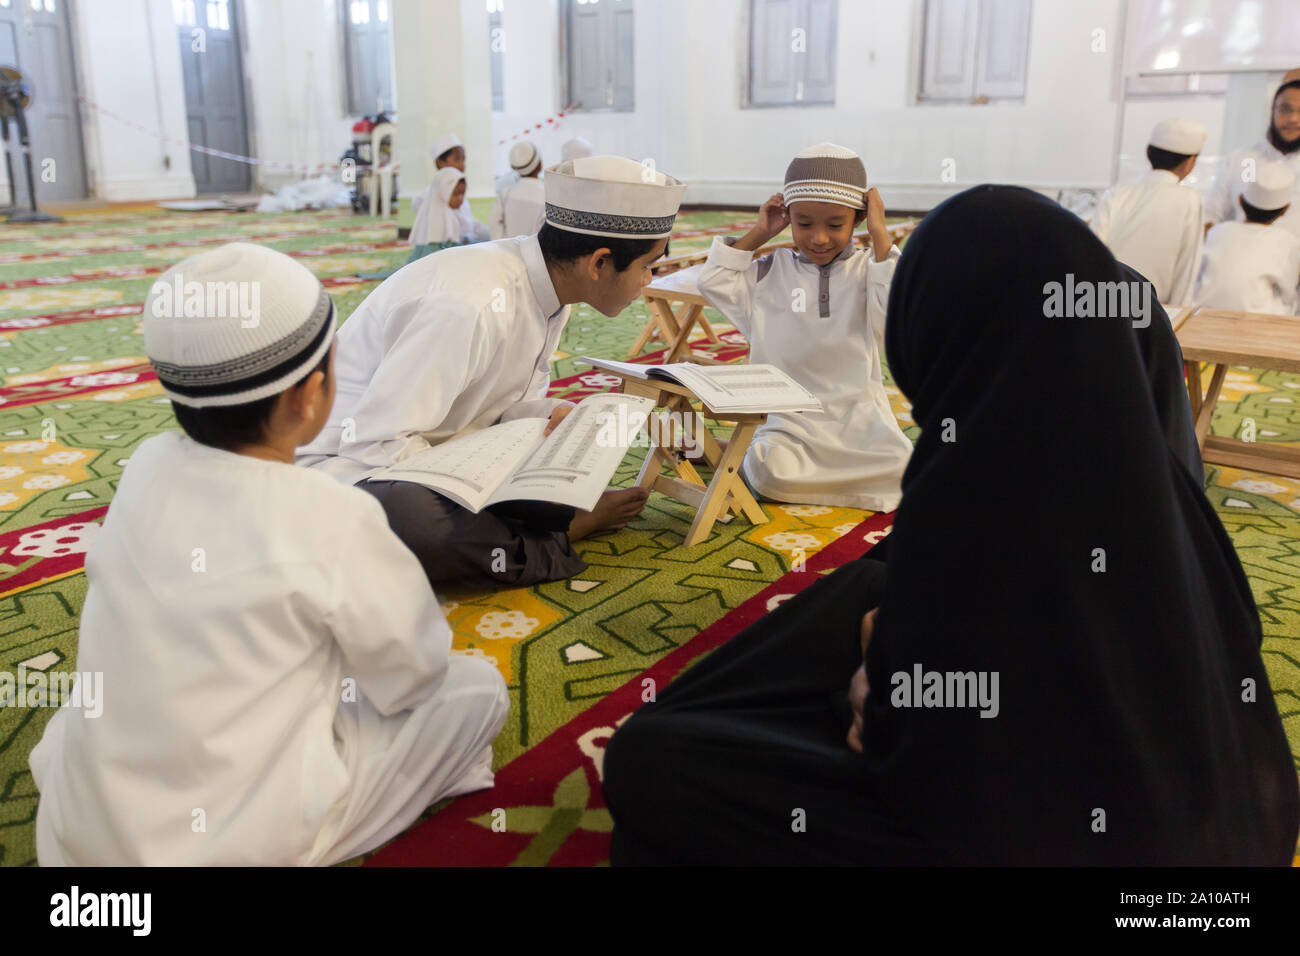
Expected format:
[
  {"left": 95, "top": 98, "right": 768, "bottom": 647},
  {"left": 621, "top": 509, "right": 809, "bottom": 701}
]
[{"left": 357, "top": 479, "right": 587, "bottom": 590}]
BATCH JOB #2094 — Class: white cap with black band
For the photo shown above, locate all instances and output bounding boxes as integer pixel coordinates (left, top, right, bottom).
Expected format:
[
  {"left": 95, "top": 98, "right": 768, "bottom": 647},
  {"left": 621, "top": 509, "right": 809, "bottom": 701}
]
[
  {"left": 142, "top": 243, "right": 335, "bottom": 409},
  {"left": 542, "top": 155, "right": 685, "bottom": 239}
]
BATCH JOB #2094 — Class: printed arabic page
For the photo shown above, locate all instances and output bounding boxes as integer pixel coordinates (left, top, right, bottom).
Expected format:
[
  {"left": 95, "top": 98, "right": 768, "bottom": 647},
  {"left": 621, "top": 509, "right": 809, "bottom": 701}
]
[
  {"left": 489, "top": 394, "right": 655, "bottom": 511},
  {"left": 377, "top": 418, "right": 548, "bottom": 512},
  {"left": 663, "top": 363, "right": 822, "bottom": 413}
]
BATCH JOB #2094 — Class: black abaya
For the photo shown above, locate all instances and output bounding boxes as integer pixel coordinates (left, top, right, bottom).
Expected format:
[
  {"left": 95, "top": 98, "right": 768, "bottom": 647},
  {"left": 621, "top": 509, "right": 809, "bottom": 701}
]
[{"left": 602, "top": 185, "right": 1298, "bottom": 866}]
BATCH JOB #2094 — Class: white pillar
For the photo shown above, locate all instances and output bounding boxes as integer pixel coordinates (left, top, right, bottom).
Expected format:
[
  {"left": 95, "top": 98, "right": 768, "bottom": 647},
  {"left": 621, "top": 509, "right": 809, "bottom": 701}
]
[{"left": 391, "top": 0, "right": 494, "bottom": 201}]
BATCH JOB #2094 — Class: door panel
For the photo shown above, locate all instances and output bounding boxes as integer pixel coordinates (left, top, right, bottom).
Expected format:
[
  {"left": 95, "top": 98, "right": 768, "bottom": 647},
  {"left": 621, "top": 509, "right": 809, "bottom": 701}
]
[
  {"left": 0, "top": 0, "right": 87, "bottom": 202},
  {"left": 176, "top": 0, "right": 251, "bottom": 193}
]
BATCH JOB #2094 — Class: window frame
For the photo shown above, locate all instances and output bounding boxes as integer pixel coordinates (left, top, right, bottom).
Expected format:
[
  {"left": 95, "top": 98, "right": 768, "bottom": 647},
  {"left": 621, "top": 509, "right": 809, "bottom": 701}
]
[
  {"left": 741, "top": 0, "right": 838, "bottom": 110},
  {"left": 916, "top": 0, "right": 1032, "bottom": 105},
  {"left": 339, "top": 0, "right": 395, "bottom": 118},
  {"left": 559, "top": 0, "right": 636, "bottom": 114}
]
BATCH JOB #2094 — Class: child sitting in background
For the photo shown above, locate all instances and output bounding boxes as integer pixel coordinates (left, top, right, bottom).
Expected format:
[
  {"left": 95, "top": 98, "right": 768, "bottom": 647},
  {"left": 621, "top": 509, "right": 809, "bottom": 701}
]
[
  {"left": 1196, "top": 162, "right": 1300, "bottom": 316},
  {"left": 29, "top": 243, "right": 508, "bottom": 866},
  {"left": 697, "top": 142, "right": 911, "bottom": 512},
  {"left": 1091, "top": 118, "right": 1206, "bottom": 305},
  {"left": 410, "top": 167, "right": 478, "bottom": 259},
  {"left": 490, "top": 141, "right": 546, "bottom": 239},
  {"left": 431, "top": 132, "right": 491, "bottom": 243}
]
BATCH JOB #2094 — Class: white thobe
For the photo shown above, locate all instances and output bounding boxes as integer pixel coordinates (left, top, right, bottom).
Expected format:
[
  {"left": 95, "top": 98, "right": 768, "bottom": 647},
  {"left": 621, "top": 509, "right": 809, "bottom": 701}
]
[
  {"left": 297, "top": 234, "right": 573, "bottom": 485},
  {"left": 1091, "top": 169, "right": 1203, "bottom": 305},
  {"left": 456, "top": 201, "right": 492, "bottom": 243},
  {"left": 490, "top": 176, "right": 546, "bottom": 240},
  {"left": 1204, "top": 139, "right": 1300, "bottom": 240},
  {"left": 494, "top": 170, "right": 520, "bottom": 196},
  {"left": 697, "top": 236, "right": 912, "bottom": 512},
  {"left": 1195, "top": 221, "right": 1300, "bottom": 316},
  {"left": 28, "top": 432, "right": 508, "bottom": 866}
]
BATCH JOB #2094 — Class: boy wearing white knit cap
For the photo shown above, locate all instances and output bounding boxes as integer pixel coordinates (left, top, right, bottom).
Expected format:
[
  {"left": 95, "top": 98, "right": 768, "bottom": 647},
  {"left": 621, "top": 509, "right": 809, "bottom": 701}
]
[
  {"left": 1196, "top": 162, "right": 1300, "bottom": 315},
  {"left": 300, "top": 155, "right": 685, "bottom": 588},
  {"left": 697, "top": 143, "right": 912, "bottom": 513},
  {"left": 29, "top": 243, "right": 508, "bottom": 866},
  {"left": 1091, "top": 118, "right": 1207, "bottom": 305},
  {"left": 490, "top": 140, "right": 547, "bottom": 239},
  {"left": 562, "top": 137, "right": 594, "bottom": 162}
]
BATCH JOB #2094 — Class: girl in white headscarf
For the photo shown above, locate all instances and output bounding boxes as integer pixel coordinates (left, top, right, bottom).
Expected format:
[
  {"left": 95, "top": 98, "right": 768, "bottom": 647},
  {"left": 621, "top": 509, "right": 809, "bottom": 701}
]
[
  {"left": 360, "top": 168, "right": 482, "bottom": 280},
  {"left": 410, "top": 167, "right": 470, "bottom": 256}
]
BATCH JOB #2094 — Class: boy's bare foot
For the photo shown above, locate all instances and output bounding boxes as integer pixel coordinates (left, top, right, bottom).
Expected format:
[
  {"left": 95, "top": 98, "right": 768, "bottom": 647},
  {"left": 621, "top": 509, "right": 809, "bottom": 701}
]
[{"left": 569, "top": 487, "right": 650, "bottom": 540}]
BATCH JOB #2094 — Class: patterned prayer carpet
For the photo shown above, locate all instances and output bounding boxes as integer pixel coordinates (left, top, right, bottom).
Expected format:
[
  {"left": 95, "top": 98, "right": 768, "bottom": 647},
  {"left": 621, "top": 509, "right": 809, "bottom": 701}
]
[{"left": 0, "top": 202, "right": 1295, "bottom": 867}]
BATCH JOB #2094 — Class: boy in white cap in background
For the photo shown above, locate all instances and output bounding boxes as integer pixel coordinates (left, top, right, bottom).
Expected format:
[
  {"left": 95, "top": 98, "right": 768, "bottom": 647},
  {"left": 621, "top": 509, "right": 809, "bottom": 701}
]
[
  {"left": 29, "top": 243, "right": 508, "bottom": 866},
  {"left": 490, "top": 140, "right": 546, "bottom": 239},
  {"left": 431, "top": 131, "right": 491, "bottom": 242},
  {"left": 697, "top": 143, "right": 911, "bottom": 513},
  {"left": 1196, "top": 161, "right": 1300, "bottom": 315},
  {"left": 298, "top": 156, "right": 685, "bottom": 589},
  {"left": 562, "top": 137, "right": 594, "bottom": 162},
  {"left": 1091, "top": 118, "right": 1207, "bottom": 305},
  {"left": 431, "top": 131, "right": 465, "bottom": 172}
]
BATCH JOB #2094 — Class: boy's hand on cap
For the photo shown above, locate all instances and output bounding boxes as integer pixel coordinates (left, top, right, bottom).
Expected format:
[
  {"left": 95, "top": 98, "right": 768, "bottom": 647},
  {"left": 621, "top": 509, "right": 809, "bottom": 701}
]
[
  {"left": 756, "top": 193, "right": 790, "bottom": 239},
  {"left": 864, "top": 188, "right": 891, "bottom": 261}
]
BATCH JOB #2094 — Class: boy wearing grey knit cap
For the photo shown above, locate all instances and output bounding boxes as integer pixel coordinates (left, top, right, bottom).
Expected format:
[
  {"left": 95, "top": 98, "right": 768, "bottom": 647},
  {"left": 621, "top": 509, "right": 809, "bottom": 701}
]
[{"left": 697, "top": 143, "right": 913, "bottom": 513}]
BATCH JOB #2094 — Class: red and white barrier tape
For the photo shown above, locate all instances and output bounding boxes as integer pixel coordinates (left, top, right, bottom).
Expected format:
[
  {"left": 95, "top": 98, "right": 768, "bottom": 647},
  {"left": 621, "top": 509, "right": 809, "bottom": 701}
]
[
  {"left": 495, "top": 104, "right": 579, "bottom": 145},
  {"left": 80, "top": 95, "right": 583, "bottom": 171},
  {"left": 76, "top": 96, "right": 397, "bottom": 175}
]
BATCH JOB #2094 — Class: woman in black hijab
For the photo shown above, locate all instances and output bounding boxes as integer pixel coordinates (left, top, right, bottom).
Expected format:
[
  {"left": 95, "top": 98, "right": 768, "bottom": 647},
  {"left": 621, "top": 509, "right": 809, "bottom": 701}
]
[{"left": 601, "top": 185, "right": 1298, "bottom": 866}]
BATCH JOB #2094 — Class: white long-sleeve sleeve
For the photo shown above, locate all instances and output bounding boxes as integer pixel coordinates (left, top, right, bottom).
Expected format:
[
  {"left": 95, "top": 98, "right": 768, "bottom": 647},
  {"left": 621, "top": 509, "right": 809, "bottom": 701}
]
[
  {"left": 336, "top": 297, "right": 493, "bottom": 469},
  {"left": 865, "top": 244, "right": 900, "bottom": 349},
  {"left": 1204, "top": 154, "right": 1241, "bottom": 226},
  {"left": 696, "top": 235, "right": 763, "bottom": 340},
  {"left": 409, "top": 188, "right": 428, "bottom": 246},
  {"left": 326, "top": 499, "right": 452, "bottom": 716},
  {"left": 458, "top": 205, "right": 492, "bottom": 243},
  {"left": 1091, "top": 190, "right": 1115, "bottom": 244},
  {"left": 497, "top": 358, "right": 573, "bottom": 423},
  {"left": 1276, "top": 242, "right": 1300, "bottom": 315},
  {"left": 1167, "top": 194, "right": 1204, "bottom": 306},
  {"left": 489, "top": 197, "right": 506, "bottom": 240}
]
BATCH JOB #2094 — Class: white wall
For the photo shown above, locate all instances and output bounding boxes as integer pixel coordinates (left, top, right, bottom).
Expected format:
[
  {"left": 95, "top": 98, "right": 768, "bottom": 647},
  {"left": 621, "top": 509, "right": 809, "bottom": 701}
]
[
  {"left": 242, "top": 0, "right": 356, "bottom": 191},
  {"left": 63, "top": 0, "right": 1263, "bottom": 208},
  {"left": 68, "top": 0, "right": 355, "bottom": 201},
  {"left": 491, "top": 0, "right": 667, "bottom": 188},
  {"left": 391, "top": 0, "right": 495, "bottom": 203},
  {"left": 73, "top": 0, "right": 196, "bottom": 201},
  {"left": 487, "top": 0, "right": 1135, "bottom": 211}
]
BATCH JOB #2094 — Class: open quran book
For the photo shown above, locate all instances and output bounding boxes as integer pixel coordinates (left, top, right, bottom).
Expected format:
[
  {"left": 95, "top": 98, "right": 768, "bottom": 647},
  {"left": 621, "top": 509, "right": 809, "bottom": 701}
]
[
  {"left": 375, "top": 393, "right": 655, "bottom": 513},
  {"left": 577, "top": 357, "right": 822, "bottom": 414}
]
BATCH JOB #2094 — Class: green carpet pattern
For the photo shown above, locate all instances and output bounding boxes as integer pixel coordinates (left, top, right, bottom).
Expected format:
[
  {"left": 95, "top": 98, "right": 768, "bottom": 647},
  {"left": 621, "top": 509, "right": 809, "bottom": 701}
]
[{"left": 0, "top": 201, "right": 1295, "bottom": 867}]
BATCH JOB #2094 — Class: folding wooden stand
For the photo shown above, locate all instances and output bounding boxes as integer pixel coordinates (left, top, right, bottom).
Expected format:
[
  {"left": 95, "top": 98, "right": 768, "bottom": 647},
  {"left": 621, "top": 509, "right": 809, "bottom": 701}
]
[
  {"left": 1176, "top": 308, "right": 1300, "bottom": 479},
  {"left": 608, "top": 371, "right": 769, "bottom": 547},
  {"left": 629, "top": 264, "right": 726, "bottom": 365}
]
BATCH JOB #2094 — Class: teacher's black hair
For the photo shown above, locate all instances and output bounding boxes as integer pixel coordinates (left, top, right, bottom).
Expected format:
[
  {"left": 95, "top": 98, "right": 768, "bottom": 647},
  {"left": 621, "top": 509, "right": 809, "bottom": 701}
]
[
  {"left": 1146, "top": 144, "right": 1195, "bottom": 171},
  {"left": 1239, "top": 195, "right": 1289, "bottom": 225},
  {"left": 538, "top": 222, "right": 662, "bottom": 273}
]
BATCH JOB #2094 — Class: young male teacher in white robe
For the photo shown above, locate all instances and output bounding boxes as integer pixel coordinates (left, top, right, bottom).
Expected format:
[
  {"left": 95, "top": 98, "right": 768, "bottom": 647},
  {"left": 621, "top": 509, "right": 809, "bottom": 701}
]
[{"left": 298, "top": 156, "right": 685, "bottom": 588}]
